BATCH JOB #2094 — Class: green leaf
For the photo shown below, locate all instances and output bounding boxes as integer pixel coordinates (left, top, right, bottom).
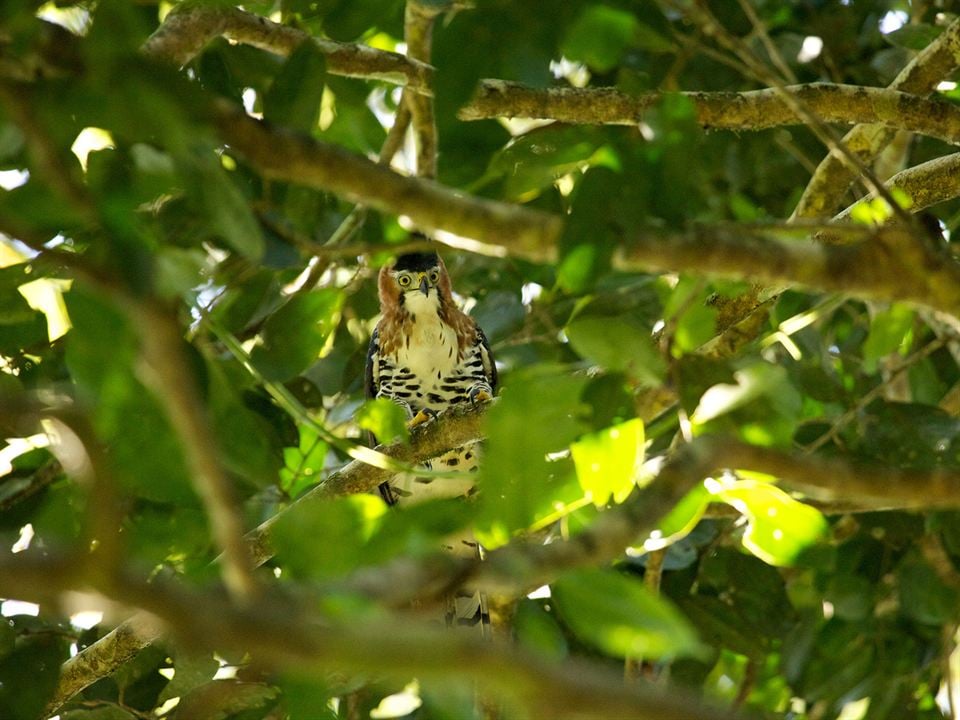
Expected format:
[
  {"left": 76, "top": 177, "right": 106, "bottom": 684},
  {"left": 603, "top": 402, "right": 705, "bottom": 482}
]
[
  {"left": 690, "top": 362, "right": 801, "bottom": 432},
  {"left": 207, "top": 357, "right": 281, "bottom": 488},
  {"left": 0, "top": 632, "right": 68, "bottom": 720},
  {"left": 862, "top": 303, "right": 913, "bottom": 374},
  {"left": 663, "top": 277, "right": 717, "bottom": 354},
  {"left": 356, "top": 397, "right": 410, "bottom": 445},
  {"left": 514, "top": 600, "right": 568, "bottom": 660},
  {"left": 174, "top": 680, "right": 279, "bottom": 720},
  {"left": 280, "top": 424, "right": 329, "bottom": 499},
  {"left": 264, "top": 40, "right": 327, "bottom": 133},
  {"left": 486, "top": 126, "right": 616, "bottom": 202},
  {"left": 552, "top": 568, "right": 704, "bottom": 660},
  {"left": 884, "top": 23, "right": 943, "bottom": 51},
  {"left": 562, "top": 6, "right": 640, "bottom": 72},
  {"left": 639, "top": 482, "right": 712, "bottom": 552},
  {"left": 250, "top": 289, "right": 343, "bottom": 381},
  {"left": 158, "top": 651, "right": 218, "bottom": 704},
  {"left": 898, "top": 556, "right": 956, "bottom": 625},
  {"left": 477, "top": 366, "right": 589, "bottom": 547},
  {"left": 272, "top": 494, "right": 388, "bottom": 579},
  {"left": 710, "top": 477, "right": 828, "bottom": 566},
  {"left": 571, "top": 418, "right": 643, "bottom": 506},
  {"left": 177, "top": 150, "right": 264, "bottom": 260},
  {"left": 566, "top": 315, "right": 665, "bottom": 385}
]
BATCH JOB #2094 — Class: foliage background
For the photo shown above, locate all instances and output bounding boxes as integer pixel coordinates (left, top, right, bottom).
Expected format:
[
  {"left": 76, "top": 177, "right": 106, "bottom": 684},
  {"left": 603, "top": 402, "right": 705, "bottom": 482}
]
[{"left": 2, "top": 0, "right": 960, "bottom": 719}]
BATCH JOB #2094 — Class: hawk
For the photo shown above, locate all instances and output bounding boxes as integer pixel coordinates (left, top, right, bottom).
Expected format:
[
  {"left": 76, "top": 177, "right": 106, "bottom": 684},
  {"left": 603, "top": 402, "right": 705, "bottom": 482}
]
[{"left": 365, "top": 248, "right": 496, "bottom": 629}]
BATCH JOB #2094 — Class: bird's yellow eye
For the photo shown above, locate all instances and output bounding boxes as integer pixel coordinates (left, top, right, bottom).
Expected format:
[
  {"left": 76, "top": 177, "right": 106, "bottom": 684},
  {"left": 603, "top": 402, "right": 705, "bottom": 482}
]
[
  {"left": 397, "top": 274, "right": 412, "bottom": 287},
  {"left": 429, "top": 270, "right": 440, "bottom": 284}
]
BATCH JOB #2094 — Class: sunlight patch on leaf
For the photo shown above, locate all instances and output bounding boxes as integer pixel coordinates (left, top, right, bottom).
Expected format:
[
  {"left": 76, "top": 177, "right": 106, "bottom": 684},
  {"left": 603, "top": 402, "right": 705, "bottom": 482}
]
[
  {"left": 370, "top": 680, "right": 422, "bottom": 719},
  {"left": 691, "top": 363, "right": 797, "bottom": 426},
  {"left": 571, "top": 418, "right": 643, "bottom": 506},
  {"left": 637, "top": 482, "right": 711, "bottom": 553},
  {"left": 356, "top": 398, "right": 409, "bottom": 445},
  {"left": 707, "top": 475, "right": 828, "bottom": 567}
]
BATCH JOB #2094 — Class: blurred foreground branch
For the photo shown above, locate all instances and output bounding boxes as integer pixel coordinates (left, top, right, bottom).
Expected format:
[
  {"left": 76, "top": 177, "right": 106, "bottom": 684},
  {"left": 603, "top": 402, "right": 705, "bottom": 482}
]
[{"left": 3, "top": 549, "right": 742, "bottom": 720}]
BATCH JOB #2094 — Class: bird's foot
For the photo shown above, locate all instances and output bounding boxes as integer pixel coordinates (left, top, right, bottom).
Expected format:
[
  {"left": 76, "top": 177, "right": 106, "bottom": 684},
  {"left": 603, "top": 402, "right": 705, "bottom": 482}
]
[
  {"left": 469, "top": 387, "right": 493, "bottom": 403},
  {"left": 408, "top": 408, "right": 438, "bottom": 428}
]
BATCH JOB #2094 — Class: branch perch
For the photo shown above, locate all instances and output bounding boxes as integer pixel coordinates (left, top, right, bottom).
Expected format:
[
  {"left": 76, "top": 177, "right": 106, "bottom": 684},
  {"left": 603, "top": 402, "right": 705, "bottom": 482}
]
[
  {"left": 143, "top": 4, "right": 433, "bottom": 93},
  {"left": 460, "top": 80, "right": 960, "bottom": 146}
]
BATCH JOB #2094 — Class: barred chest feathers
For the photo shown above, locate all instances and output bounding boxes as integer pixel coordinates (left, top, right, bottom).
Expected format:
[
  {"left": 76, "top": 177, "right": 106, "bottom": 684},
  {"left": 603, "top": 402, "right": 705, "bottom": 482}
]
[{"left": 393, "top": 291, "right": 461, "bottom": 400}]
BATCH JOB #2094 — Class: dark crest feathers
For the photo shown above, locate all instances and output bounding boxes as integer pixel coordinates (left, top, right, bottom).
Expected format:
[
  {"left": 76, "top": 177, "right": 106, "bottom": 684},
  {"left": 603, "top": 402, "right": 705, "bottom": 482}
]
[{"left": 393, "top": 251, "right": 439, "bottom": 272}]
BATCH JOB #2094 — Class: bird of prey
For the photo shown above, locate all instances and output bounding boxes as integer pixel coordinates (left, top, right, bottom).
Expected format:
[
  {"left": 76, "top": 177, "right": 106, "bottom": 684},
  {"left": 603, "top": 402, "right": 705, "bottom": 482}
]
[{"left": 365, "top": 247, "right": 497, "bottom": 630}]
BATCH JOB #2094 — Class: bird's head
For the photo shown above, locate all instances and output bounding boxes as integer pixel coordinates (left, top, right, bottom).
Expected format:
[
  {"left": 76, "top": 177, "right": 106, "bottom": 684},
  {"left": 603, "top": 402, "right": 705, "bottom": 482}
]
[
  {"left": 392, "top": 251, "right": 441, "bottom": 297},
  {"left": 379, "top": 251, "right": 451, "bottom": 315}
]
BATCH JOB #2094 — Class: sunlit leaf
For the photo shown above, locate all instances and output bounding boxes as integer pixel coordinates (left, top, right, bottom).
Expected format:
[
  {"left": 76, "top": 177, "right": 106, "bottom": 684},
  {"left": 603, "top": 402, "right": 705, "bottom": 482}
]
[
  {"left": 710, "top": 477, "right": 828, "bottom": 566},
  {"left": 571, "top": 418, "right": 643, "bottom": 506},
  {"left": 639, "top": 481, "right": 712, "bottom": 552},
  {"left": 862, "top": 303, "right": 913, "bottom": 373},
  {"left": 356, "top": 397, "right": 410, "bottom": 445},
  {"left": 477, "top": 366, "right": 589, "bottom": 547},
  {"left": 552, "top": 568, "right": 704, "bottom": 660}
]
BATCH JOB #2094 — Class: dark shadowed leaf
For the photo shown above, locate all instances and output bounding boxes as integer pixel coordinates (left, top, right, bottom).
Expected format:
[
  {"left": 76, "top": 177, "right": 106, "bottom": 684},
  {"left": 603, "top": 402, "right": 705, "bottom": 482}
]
[
  {"left": 553, "top": 569, "right": 704, "bottom": 660},
  {"left": 251, "top": 289, "right": 343, "bottom": 381},
  {"left": 264, "top": 40, "right": 326, "bottom": 133}
]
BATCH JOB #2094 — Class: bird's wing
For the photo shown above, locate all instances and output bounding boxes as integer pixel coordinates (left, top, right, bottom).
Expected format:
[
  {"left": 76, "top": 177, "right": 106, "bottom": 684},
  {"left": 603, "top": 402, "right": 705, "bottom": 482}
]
[
  {"left": 364, "top": 326, "right": 379, "bottom": 399},
  {"left": 477, "top": 326, "right": 497, "bottom": 392}
]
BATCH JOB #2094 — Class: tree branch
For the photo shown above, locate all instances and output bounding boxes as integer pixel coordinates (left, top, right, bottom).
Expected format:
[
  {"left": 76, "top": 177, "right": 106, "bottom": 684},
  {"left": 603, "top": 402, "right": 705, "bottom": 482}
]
[
  {"left": 134, "top": 304, "right": 258, "bottom": 600},
  {"left": 213, "top": 100, "right": 562, "bottom": 254},
  {"left": 835, "top": 152, "right": 960, "bottom": 221},
  {"left": 460, "top": 80, "right": 960, "bottom": 146},
  {"left": 613, "top": 223, "right": 960, "bottom": 318},
  {"left": 142, "top": 4, "right": 433, "bottom": 93},
  {"left": 793, "top": 16, "right": 960, "bottom": 218},
  {"left": 44, "top": 402, "right": 491, "bottom": 714},
  {"left": 4, "top": 550, "right": 742, "bottom": 720},
  {"left": 403, "top": 0, "right": 442, "bottom": 178}
]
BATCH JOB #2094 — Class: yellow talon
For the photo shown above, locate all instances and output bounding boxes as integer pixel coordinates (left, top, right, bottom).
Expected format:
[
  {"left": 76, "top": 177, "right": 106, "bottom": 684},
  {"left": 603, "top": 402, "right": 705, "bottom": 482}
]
[
  {"left": 471, "top": 389, "right": 492, "bottom": 403},
  {"left": 408, "top": 409, "right": 436, "bottom": 428}
]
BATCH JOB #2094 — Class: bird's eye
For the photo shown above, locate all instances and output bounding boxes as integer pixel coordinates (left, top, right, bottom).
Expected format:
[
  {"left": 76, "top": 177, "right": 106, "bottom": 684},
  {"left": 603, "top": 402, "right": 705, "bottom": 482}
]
[
  {"left": 398, "top": 274, "right": 412, "bottom": 287},
  {"left": 429, "top": 270, "right": 440, "bottom": 284}
]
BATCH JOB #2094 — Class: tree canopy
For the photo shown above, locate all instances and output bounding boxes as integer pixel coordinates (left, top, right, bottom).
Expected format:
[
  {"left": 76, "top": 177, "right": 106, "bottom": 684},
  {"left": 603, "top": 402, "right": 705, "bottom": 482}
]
[{"left": 2, "top": 1, "right": 960, "bottom": 719}]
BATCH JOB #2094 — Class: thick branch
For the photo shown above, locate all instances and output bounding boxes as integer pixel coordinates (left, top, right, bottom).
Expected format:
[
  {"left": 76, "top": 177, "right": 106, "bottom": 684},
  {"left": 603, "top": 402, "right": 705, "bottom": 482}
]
[
  {"left": 5, "top": 552, "right": 741, "bottom": 720},
  {"left": 793, "top": 17, "right": 960, "bottom": 217},
  {"left": 404, "top": 1, "right": 441, "bottom": 178},
  {"left": 835, "top": 152, "right": 960, "bottom": 221},
  {"left": 214, "top": 101, "right": 562, "bottom": 255},
  {"left": 143, "top": 4, "right": 432, "bottom": 93},
  {"left": 613, "top": 223, "right": 960, "bottom": 318},
  {"left": 460, "top": 80, "right": 960, "bottom": 145}
]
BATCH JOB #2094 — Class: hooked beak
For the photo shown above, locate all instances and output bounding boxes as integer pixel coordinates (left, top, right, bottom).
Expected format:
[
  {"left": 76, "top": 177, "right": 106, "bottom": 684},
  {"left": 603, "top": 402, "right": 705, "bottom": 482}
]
[{"left": 418, "top": 276, "right": 430, "bottom": 295}]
